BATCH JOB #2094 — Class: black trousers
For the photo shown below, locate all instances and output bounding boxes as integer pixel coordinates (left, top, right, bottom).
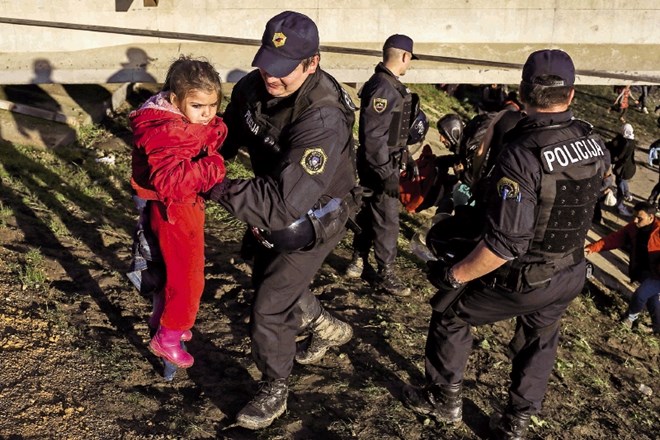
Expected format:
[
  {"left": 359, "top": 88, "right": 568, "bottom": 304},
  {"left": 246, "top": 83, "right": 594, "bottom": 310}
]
[
  {"left": 352, "top": 192, "right": 399, "bottom": 268},
  {"left": 424, "top": 261, "right": 586, "bottom": 414},
  {"left": 250, "top": 229, "right": 345, "bottom": 380}
]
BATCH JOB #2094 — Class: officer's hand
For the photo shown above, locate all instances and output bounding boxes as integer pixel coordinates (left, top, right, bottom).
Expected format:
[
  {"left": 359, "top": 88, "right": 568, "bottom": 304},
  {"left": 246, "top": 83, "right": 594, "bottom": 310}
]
[
  {"left": 426, "top": 260, "right": 455, "bottom": 291},
  {"left": 426, "top": 260, "right": 468, "bottom": 312},
  {"left": 382, "top": 174, "right": 400, "bottom": 198}
]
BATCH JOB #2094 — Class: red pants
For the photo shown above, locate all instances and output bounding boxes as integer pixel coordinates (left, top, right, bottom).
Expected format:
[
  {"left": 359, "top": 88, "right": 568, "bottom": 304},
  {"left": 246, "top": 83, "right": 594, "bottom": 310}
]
[{"left": 149, "top": 200, "right": 205, "bottom": 330}]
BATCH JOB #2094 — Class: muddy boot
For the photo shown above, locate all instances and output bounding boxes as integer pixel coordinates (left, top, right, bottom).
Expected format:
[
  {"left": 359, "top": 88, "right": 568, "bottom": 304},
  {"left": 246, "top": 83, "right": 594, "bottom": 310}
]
[
  {"left": 345, "top": 253, "right": 377, "bottom": 281},
  {"left": 402, "top": 382, "right": 462, "bottom": 424},
  {"left": 295, "top": 309, "right": 353, "bottom": 364},
  {"left": 149, "top": 326, "right": 194, "bottom": 368},
  {"left": 377, "top": 266, "right": 411, "bottom": 297},
  {"left": 236, "top": 379, "right": 288, "bottom": 430},
  {"left": 345, "top": 253, "right": 363, "bottom": 278},
  {"left": 489, "top": 406, "right": 531, "bottom": 440}
]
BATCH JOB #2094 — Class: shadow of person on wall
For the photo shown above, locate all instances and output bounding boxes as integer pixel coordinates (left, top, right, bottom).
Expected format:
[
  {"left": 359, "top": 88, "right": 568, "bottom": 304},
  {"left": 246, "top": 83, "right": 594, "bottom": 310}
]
[
  {"left": 107, "top": 48, "right": 160, "bottom": 109},
  {"left": 107, "top": 47, "right": 158, "bottom": 84},
  {"left": 2, "top": 58, "right": 77, "bottom": 148}
]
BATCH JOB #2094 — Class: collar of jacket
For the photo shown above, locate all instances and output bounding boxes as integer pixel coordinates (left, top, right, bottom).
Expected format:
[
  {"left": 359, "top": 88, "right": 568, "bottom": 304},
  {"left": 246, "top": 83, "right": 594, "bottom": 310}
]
[{"left": 375, "top": 62, "right": 397, "bottom": 79}]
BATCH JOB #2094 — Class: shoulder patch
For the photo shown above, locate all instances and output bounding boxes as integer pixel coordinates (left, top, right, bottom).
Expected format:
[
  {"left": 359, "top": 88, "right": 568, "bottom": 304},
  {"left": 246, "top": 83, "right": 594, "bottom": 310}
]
[
  {"left": 373, "top": 98, "right": 388, "bottom": 113},
  {"left": 496, "top": 177, "right": 521, "bottom": 202},
  {"left": 300, "top": 147, "right": 327, "bottom": 175}
]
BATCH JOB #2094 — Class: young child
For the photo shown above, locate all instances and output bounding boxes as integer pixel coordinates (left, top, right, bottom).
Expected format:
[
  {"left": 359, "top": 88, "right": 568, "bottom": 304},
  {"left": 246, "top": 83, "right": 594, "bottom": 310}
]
[
  {"left": 610, "top": 85, "right": 638, "bottom": 122},
  {"left": 130, "top": 55, "right": 227, "bottom": 368}
]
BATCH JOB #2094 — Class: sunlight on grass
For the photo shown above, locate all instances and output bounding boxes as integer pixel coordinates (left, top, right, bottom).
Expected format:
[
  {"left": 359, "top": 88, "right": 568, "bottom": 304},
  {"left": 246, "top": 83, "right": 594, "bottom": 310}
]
[
  {"left": 76, "top": 124, "right": 111, "bottom": 149},
  {"left": 47, "top": 217, "right": 70, "bottom": 238},
  {"left": 0, "top": 202, "right": 11, "bottom": 227},
  {"left": 19, "top": 248, "right": 48, "bottom": 290}
]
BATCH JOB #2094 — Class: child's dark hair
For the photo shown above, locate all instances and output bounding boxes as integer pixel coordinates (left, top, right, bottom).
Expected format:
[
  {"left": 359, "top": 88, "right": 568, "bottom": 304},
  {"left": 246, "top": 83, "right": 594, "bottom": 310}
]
[{"left": 162, "top": 55, "right": 222, "bottom": 101}]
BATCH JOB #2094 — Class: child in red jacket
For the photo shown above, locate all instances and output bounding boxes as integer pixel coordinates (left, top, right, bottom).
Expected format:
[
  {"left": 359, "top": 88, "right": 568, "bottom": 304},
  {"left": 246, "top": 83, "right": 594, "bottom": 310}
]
[{"left": 130, "top": 55, "right": 227, "bottom": 368}]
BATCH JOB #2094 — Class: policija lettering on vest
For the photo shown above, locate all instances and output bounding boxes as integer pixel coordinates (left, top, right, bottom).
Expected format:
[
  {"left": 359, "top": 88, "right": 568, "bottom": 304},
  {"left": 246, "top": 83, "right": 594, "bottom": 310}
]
[{"left": 542, "top": 136, "right": 605, "bottom": 172}]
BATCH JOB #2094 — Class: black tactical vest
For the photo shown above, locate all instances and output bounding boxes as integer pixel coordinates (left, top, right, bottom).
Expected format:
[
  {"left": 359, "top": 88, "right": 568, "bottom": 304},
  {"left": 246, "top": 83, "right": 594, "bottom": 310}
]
[
  {"left": 373, "top": 71, "right": 413, "bottom": 149},
  {"left": 489, "top": 119, "right": 607, "bottom": 292},
  {"left": 521, "top": 119, "right": 607, "bottom": 264}
]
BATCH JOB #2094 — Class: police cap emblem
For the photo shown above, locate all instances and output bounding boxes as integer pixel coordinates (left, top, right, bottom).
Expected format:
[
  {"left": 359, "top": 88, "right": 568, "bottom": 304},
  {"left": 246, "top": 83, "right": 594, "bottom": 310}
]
[
  {"left": 373, "top": 98, "right": 388, "bottom": 113},
  {"left": 301, "top": 147, "right": 327, "bottom": 175},
  {"left": 272, "top": 32, "right": 287, "bottom": 48}
]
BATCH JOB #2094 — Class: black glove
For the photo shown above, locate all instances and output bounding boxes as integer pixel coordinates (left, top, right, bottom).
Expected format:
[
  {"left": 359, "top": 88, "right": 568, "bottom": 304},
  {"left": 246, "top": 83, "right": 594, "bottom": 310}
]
[
  {"left": 426, "top": 260, "right": 468, "bottom": 313},
  {"left": 382, "top": 173, "right": 400, "bottom": 198},
  {"left": 426, "top": 260, "right": 455, "bottom": 291}
]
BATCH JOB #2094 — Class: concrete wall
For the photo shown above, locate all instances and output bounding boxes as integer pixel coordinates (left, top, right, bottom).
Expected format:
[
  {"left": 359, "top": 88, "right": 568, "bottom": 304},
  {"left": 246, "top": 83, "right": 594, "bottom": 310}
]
[{"left": 0, "top": 1, "right": 658, "bottom": 84}]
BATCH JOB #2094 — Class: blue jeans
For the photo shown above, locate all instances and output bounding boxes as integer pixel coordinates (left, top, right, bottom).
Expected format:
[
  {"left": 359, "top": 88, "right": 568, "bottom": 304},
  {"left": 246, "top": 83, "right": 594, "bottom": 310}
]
[
  {"left": 627, "top": 277, "right": 660, "bottom": 333},
  {"left": 616, "top": 177, "right": 630, "bottom": 204}
]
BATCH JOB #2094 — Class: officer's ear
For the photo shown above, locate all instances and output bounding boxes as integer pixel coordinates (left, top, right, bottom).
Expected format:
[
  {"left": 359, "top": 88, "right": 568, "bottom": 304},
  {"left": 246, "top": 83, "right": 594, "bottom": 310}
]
[
  {"left": 567, "top": 88, "right": 575, "bottom": 105},
  {"left": 303, "top": 55, "right": 320, "bottom": 74}
]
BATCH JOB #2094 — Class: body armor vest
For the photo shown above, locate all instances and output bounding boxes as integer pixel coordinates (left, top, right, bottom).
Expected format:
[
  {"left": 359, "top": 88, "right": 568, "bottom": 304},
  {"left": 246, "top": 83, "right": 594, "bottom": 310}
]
[
  {"left": 491, "top": 119, "right": 607, "bottom": 292},
  {"left": 376, "top": 72, "right": 413, "bottom": 149},
  {"left": 522, "top": 119, "right": 606, "bottom": 264}
]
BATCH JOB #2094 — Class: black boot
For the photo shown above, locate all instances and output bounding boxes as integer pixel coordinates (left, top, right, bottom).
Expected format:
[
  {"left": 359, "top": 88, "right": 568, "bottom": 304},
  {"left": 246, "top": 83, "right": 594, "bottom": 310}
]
[
  {"left": 377, "top": 266, "right": 411, "bottom": 297},
  {"left": 489, "top": 406, "right": 531, "bottom": 440},
  {"left": 235, "top": 379, "right": 288, "bottom": 430},
  {"left": 402, "top": 382, "right": 462, "bottom": 424},
  {"left": 295, "top": 308, "right": 353, "bottom": 364}
]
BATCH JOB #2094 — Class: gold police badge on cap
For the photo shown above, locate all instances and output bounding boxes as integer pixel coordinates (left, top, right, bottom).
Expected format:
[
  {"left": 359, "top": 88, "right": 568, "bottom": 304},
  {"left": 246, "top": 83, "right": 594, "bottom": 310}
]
[
  {"left": 373, "top": 98, "right": 388, "bottom": 113},
  {"left": 272, "top": 32, "right": 287, "bottom": 48},
  {"left": 301, "top": 147, "right": 327, "bottom": 175}
]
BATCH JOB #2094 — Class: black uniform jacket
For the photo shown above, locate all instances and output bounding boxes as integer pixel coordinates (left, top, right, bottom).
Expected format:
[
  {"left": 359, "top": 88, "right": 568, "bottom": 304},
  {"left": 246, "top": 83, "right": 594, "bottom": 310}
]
[
  {"left": 217, "top": 69, "right": 355, "bottom": 232},
  {"left": 357, "top": 62, "right": 408, "bottom": 184}
]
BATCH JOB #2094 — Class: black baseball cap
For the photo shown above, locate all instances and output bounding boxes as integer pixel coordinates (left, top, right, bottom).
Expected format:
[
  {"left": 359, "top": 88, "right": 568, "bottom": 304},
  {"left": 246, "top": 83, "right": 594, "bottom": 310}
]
[
  {"left": 522, "top": 49, "right": 575, "bottom": 87},
  {"left": 252, "top": 11, "right": 320, "bottom": 77},
  {"left": 383, "top": 34, "right": 419, "bottom": 60}
]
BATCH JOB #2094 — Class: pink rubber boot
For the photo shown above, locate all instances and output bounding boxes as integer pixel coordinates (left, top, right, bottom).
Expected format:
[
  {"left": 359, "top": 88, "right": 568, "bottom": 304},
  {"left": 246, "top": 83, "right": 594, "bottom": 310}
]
[
  {"left": 149, "top": 326, "right": 194, "bottom": 368},
  {"left": 149, "top": 293, "right": 192, "bottom": 342}
]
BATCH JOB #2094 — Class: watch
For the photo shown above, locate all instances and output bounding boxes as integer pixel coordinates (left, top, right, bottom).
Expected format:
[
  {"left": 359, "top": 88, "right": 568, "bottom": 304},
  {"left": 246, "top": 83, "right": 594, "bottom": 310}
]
[{"left": 446, "top": 266, "right": 465, "bottom": 289}]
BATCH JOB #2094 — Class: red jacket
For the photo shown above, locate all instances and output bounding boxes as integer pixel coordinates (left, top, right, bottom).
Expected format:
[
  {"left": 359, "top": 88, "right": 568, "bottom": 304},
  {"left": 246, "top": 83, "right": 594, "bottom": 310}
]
[
  {"left": 130, "top": 92, "right": 227, "bottom": 209},
  {"left": 586, "top": 217, "right": 660, "bottom": 280}
]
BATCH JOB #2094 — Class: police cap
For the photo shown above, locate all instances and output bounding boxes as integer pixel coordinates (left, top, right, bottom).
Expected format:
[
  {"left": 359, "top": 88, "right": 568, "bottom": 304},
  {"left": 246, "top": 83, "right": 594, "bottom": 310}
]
[
  {"left": 522, "top": 49, "right": 575, "bottom": 87},
  {"left": 252, "top": 11, "right": 320, "bottom": 77}
]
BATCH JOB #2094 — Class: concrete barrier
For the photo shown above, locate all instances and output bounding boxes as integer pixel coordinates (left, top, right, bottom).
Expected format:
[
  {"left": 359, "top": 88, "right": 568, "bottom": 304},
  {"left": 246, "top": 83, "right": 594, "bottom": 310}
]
[{"left": 0, "top": 1, "right": 658, "bottom": 84}]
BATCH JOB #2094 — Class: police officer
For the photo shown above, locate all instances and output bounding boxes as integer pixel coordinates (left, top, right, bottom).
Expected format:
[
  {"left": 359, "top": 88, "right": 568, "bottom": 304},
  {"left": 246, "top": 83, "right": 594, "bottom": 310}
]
[
  {"left": 208, "top": 11, "right": 357, "bottom": 430},
  {"left": 402, "top": 49, "right": 608, "bottom": 439},
  {"left": 345, "top": 34, "right": 418, "bottom": 297}
]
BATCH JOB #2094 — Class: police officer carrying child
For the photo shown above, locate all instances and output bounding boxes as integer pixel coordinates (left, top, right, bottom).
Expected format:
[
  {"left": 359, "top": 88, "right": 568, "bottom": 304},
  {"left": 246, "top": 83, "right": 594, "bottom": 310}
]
[
  {"left": 208, "top": 11, "right": 359, "bottom": 430},
  {"left": 345, "top": 34, "right": 419, "bottom": 297},
  {"left": 402, "top": 49, "right": 608, "bottom": 439}
]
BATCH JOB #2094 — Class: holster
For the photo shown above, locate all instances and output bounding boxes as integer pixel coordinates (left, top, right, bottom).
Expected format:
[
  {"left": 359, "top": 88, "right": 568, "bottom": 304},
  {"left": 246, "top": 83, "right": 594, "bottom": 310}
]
[
  {"left": 484, "top": 250, "right": 581, "bottom": 293},
  {"left": 309, "top": 186, "right": 365, "bottom": 244}
]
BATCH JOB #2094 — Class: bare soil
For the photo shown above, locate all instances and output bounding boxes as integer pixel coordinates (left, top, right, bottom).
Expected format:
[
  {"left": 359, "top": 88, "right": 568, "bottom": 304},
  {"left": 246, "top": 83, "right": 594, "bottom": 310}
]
[{"left": 0, "top": 85, "right": 658, "bottom": 440}]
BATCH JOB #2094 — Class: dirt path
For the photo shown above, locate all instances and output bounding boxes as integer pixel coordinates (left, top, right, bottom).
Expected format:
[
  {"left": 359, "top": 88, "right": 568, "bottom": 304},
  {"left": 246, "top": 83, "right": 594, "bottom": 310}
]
[{"left": 0, "top": 86, "right": 658, "bottom": 439}]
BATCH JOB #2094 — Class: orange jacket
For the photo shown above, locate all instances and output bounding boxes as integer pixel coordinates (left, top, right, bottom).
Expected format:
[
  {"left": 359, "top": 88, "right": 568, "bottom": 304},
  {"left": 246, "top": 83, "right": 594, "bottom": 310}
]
[{"left": 586, "top": 217, "right": 660, "bottom": 280}]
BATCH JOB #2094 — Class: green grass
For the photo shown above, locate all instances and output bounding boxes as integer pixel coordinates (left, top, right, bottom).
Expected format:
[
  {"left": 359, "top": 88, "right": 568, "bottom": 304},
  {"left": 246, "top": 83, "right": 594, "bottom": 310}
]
[
  {"left": 18, "top": 248, "right": 48, "bottom": 290},
  {"left": 0, "top": 202, "right": 11, "bottom": 227}
]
